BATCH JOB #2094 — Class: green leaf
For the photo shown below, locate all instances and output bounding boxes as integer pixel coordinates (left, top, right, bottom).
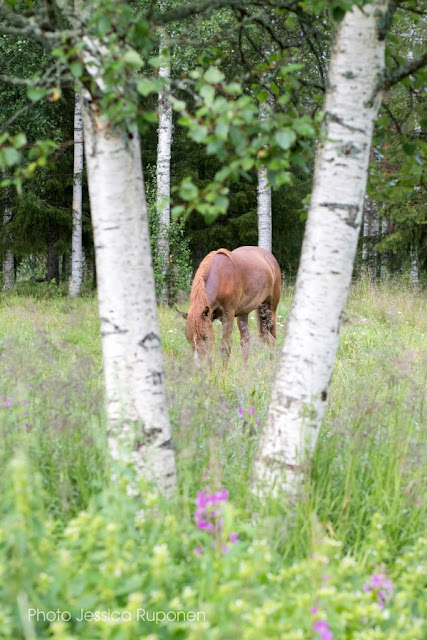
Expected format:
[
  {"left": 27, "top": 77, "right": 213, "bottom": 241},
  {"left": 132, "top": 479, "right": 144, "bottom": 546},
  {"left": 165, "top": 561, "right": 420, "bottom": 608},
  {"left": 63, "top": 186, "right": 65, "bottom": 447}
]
[
  {"left": 278, "top": 63, "right": 304, "bottom": 76},
  {"left": 199, "top": 84, "right": 215, "bottom": 104},
  {"left": 189, "top": 126, "right": 209, "bottom": 144},
  {"left": 70, "top": 61, "right": 83, "bottom": 78},
  {"left": 215, "top": 195, "right": 229, "bottom": 212},
  {"left": 136, "top": 78, "right": 161, "bottom": 96},
  {"left": 27, "top": 86, "right": 46, "bottom": 102},
  {"left": 97, "top": 15, "right": 111, "bottom": 37},
  {"left": 179, "top": 180, "right": 199, "bottom": 201},
  {"left": 274, "top": 129, "right": 297, "bottom": 150},
  {"left": 3, "top": 147, "right": 21, "bottom": 166},
  {"left": 12, "top": 133, "right": 27, "bottom": 149},
  {"left": 293, "top": 118, "right": 315, "bottom": 137},
  {"left": 171, "top": 205, "right": 185, "bottom": 218},
  {"left": 123, "top": 49, "right": 143, "bottom": 69},
  {"left": 203, "top": 67, "right": 224, "bottom": 84}
]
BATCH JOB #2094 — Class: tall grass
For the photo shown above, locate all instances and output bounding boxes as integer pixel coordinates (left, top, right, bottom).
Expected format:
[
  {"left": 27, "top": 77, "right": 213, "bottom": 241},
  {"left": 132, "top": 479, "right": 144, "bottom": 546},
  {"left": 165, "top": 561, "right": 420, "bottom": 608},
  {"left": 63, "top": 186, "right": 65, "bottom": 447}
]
[
  {"left": 0, "top": 278, "right": 426, "bottom": 638},
  {"left": 0, "top": 279, "right": 425, "bottom": 547}
]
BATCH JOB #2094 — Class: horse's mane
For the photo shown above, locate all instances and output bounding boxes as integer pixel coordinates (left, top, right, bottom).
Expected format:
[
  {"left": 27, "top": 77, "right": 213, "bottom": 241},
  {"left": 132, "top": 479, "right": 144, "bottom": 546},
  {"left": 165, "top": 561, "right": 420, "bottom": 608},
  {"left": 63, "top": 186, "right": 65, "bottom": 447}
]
[{"left": 187, "top": 249, "right": 234, "bottom": 340}]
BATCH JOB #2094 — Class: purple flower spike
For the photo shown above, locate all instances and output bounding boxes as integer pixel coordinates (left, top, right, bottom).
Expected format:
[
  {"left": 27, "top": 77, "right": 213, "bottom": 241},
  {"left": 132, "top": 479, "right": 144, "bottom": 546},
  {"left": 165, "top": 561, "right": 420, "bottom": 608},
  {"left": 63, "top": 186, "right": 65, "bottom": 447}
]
[
  {"left": 311, "top": 606, "right": 319, "bottom": 615},
  {"left": 196, "top": 519, "right": 214, "bottom": 531},
  {"left": 194, "top": 546, "right": 203, "bottom": 555},
  {"left": 193, "top": 487, "right": 233, "bottom": 552},
  {"left": 249, "top": 406, "right": 256, "bottom": 415},
  {"left": 313, "top": 620, "right": 333, "bottom": 640},
  {"left": 195, "top": 491, "right": 208, "bottom": 508},
  {"left": 4, "top": 398, "right": 12, "bottom": 409},
  {"left": 238, "top": 407, "right": 245, "bottom": 418}
]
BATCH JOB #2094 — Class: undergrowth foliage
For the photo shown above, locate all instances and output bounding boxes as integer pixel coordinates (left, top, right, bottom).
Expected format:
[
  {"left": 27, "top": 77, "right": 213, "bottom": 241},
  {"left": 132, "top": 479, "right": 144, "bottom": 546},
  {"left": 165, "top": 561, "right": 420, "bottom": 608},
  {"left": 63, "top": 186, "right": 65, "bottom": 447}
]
[{"left": 0, "top": 279, "right": 426, "bottom": 639}]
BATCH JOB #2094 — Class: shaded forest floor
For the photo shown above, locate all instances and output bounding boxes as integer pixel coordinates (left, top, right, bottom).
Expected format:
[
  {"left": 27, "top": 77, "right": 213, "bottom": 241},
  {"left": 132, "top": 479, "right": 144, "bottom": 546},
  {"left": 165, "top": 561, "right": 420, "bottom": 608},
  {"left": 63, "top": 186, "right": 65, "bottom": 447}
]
[{"left": 0, "top": 278, "right": 426, "bottom": 639}]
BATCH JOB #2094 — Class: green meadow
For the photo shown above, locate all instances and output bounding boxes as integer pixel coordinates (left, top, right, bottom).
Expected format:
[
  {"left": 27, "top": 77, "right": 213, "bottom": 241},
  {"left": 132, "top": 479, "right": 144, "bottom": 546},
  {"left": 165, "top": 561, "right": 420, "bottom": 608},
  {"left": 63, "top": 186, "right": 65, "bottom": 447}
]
[{"left": 0, "top": 278, "right": 425, "bottom": 639}]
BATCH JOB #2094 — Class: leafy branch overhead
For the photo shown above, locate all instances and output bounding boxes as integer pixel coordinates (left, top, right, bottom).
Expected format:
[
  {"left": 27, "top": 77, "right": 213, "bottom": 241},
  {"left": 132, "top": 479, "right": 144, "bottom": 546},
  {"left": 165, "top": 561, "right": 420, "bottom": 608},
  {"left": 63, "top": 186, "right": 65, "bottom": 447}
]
[{"left": 0, "top": 0, "right": 425, "bottom": 222}]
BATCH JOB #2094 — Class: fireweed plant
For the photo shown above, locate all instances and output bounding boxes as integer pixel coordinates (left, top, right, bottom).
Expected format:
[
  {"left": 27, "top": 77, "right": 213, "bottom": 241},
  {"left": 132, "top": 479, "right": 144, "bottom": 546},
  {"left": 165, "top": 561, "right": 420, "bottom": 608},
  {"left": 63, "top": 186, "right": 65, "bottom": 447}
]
[{"left": 194, "top": 489, "right": 238, "bottom": 554}]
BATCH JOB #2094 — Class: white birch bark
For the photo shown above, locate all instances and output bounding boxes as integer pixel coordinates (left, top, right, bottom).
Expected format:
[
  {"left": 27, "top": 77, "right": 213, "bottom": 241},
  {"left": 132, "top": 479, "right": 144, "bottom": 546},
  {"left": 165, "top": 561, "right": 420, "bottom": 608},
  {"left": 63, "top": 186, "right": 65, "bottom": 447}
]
[
  {"left": 3, "top": 189, "right": 14, "bottom": 290},
  {"left": 410, "top": 246, "right": 419, "bottom": 286},
  {"left": 156, "top": 28, "right": 172, "bottom": 304},
  {"left": 253, "top": 1, "right": 389, "bottom": 498},
  {"left": 257, "top": 99, "right": 272, "bottom": 253},
  {"left": 362, "top": 196, "right": 370, "bottom": 264},
  {"left": 69, "top": 89, "right": 84, "bottom": 297},
  {"left": 83, "top": 106, "right": 177, "bottom": 497}
]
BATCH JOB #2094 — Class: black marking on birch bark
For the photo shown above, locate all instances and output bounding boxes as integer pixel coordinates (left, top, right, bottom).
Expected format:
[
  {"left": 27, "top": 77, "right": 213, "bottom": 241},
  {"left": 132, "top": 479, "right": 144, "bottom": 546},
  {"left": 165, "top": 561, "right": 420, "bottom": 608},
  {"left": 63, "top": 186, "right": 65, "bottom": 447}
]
[
  {"left": 263, "top": 456, "right": 308, "bottom": 473},
  {"left": 320, "top": 203, "right": 360, "bottom": 228},
  {"left": 100, "top": 317, "right": 128, "bottom": 334},
  {"left": 135, "top": 427, "right": 164, "bottom": 447},
  {"left": 374, "top": 3, "right": 396, "bottom": 41},
  {"left": 104, "top": 225, "right": 120, "bottom": 231},
  {"left": 337, "top": 142, "right": 361, "bottom": 157},
  {"left": 325, "top": 112, "right": 365, "bottom": 134},
  {"left": 148, "top": 370, "right": 164, "bottom": 386},
  {"left": 139, "top": 332, "right": 161, "bottom": 350},
  {"left": 321, "top": 390, "right": 327, "bottom": 401},
  {"left": 159, "top": 438, "right": 173, "bottom": 449}
]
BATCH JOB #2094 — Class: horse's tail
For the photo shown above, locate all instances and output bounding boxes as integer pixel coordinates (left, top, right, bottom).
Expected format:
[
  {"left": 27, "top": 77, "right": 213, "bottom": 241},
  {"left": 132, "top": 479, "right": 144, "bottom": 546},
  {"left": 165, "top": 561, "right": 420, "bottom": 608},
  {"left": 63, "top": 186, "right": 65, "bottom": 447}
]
[{"left": 187, "top": 251, "right": 217, "bottom": 339}]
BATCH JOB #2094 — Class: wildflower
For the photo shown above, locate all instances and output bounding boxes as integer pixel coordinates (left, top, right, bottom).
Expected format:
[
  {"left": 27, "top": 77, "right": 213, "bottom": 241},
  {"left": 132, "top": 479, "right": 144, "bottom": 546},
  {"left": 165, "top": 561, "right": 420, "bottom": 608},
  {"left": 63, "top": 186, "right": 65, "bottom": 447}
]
[
  {"left": 313, "top": 619, "right": 333, "bottom": 640},
  {"left": 238, "top": 407, "right": 245, "bottom": 418},
  {"left": 194, "top": 547, "right": 203, "bottom": 555},
  {"left": 249, "top": 406, "right": 256, "bottom": 415},
  {"left": 194, "top": 490, "right": 228, "bottom": 533},
  {"left": 4, "top": 398, "right": 12, "bottom": 408},
  {"left": 363, "top": 572, "right": 393, "bottom": 609},
  {"left": 194, "top": 488, "right": 237, "bottom": 555}
]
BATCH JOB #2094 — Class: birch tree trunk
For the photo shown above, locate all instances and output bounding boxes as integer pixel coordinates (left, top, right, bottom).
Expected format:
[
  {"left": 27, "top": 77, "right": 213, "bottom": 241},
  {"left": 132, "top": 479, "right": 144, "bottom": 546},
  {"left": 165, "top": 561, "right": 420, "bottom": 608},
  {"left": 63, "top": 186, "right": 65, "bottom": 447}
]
[
  {"left": 69, "top": 89, "right": 84, "bottom": 298},
  {"left": 362, "top": 196, "right": 371, "bottom": 265},
  {"left": 253, "top": 0, "right": 389, "bottom": 498},
  {"left": 156, "top": 27, "right": 172, "bottom": 304},
  {"left": 410, "top": 246, "right": 419, "bottom": 286},
  {"left": 83, "top": 106, "right": 177, "bottom": 497},
  {"left": 257, "top": 99, "right": 272, "bottom": 253},
  {"left": 3, "top": 188, "right": 14, "bottom": 290}
]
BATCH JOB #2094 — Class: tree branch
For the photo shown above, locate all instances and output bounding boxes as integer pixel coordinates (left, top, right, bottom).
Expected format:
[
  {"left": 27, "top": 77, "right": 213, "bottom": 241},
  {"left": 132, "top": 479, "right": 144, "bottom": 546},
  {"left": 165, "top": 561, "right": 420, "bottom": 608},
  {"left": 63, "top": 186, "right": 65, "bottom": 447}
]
[
  {"left": 383, "top": 52, "right": 427, "bottom": 90},
  {"left": 151, "top": 0, "right": 298, "bottom": 26},
  {"left": 0, "top": 4, "right": 75, "bottom": 47}
]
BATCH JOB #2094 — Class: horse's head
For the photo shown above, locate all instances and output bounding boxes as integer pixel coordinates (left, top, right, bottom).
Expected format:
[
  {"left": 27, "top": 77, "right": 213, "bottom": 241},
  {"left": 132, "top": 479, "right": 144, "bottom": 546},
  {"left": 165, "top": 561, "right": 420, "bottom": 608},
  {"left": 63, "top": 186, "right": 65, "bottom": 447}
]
[{"left": 178, "top": 305, "right": 214, "bottom": 365}]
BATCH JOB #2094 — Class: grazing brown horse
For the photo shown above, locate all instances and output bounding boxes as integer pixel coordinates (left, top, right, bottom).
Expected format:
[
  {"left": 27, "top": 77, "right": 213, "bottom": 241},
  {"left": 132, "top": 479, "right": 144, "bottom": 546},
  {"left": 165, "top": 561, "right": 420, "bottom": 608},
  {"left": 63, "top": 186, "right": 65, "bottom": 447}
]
[{"left": 177, "top": 246, "right": 281, "bottom": 365}]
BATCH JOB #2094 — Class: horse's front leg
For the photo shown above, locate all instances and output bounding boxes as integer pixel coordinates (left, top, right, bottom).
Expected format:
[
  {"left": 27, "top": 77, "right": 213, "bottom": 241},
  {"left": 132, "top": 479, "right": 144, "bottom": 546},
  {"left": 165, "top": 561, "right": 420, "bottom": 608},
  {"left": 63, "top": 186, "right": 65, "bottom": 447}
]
[
  {"left": 237, "top": 314, "right": 250, "bottom": 364},
  {"left": 220, "top": 312, "right": 234, "bottom": 367}
]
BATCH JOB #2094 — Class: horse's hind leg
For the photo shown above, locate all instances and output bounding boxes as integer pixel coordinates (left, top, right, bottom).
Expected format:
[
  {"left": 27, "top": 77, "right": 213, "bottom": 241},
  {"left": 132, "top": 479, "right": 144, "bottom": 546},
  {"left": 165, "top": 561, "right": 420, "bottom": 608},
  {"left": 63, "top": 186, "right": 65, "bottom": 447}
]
[
  {"left": 257, "top": 299, "right": 275, "bottom": 348},
  {"left": 237, "top": 314, "right": 250, "bottom": 363}
]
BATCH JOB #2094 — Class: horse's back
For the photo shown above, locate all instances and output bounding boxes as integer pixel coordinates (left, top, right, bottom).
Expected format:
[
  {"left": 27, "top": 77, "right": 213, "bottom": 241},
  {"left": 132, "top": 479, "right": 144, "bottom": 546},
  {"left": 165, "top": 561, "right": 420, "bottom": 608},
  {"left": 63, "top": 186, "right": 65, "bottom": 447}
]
[
  {"left": 225, "top": 246, "right": 281, "bottom": 314},
  {"left": 231, "top": 246, "right": 281, "bottom": 282}
]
